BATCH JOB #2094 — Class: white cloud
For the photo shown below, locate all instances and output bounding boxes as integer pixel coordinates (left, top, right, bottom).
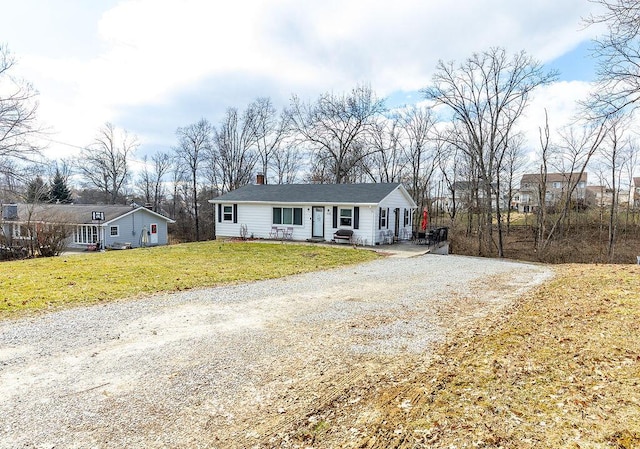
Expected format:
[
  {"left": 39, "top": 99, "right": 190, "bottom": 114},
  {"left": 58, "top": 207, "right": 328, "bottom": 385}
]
[
  {"left": 520, "top": 80, "right": 595, "bottom": 146},
  {"left": 2, "top": 0, "right": 604, "bottom": 160}
]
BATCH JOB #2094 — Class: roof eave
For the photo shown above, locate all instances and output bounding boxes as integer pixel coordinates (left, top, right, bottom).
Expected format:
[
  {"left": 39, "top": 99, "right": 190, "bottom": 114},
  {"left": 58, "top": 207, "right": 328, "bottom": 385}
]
[{"left": 103, "top": 207, "right": 175, "bottom": 225}]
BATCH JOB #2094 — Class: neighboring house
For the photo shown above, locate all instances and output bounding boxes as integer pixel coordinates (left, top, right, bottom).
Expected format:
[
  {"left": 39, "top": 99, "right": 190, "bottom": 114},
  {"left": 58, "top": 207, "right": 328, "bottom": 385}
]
[
  {"left": 585, "top": 186, "right": 630, "bottom": 208},
  {"left": 210, "top": 181, "right": 417, "bottom": 246},
  {"left": 515, "top": 172, "right": 588, "bottom": 213},
  {"left": 447, "top": 181, "right": 508, "bottom": 212},
  {"left": 633, "top": 177, "right": 640, "bottom": 208},
  {"left": 0, "top": 203, "right": 175, "bottom": 250}
]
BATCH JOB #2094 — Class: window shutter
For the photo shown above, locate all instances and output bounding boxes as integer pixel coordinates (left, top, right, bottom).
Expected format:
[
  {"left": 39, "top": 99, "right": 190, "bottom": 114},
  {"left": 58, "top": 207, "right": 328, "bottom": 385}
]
[
  {"left": 233, "top": 204, "right": 238, "bottom": 223},
  {"left": 217, "top": 204, "right": 222, "bottom": 223},
  {"left": 386, "top": 208, "right": 389, "bottom": 228},
  {"left": 353, "top": 207, "right": 359, "bottom": 229},
  {"left": 332, "top": 206, "right": 338, "bottom": 228},
  {"left": 378, "top": 207, "right": 382, "bottom": 230}
]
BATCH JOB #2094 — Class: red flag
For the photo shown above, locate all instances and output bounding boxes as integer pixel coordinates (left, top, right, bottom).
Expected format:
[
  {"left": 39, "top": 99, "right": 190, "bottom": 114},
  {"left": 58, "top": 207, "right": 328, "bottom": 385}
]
[{"left": 421, "top": 208, "right": 428, "bottom": 231}]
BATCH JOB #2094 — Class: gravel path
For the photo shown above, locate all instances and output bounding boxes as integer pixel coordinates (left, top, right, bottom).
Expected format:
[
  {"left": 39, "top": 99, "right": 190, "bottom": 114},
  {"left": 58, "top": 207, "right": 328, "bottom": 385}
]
[{"left": 0, "top": 254, "right": 552, "bottom": 448}]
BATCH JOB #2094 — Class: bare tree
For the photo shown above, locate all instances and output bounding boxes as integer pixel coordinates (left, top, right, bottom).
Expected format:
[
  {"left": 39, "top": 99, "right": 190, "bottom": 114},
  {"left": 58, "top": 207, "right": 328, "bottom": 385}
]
[
  {"left": 270, "top": 144, "right": 303, "bottom": 184},
  {"left": 168, "top": 158, "right": 188, "bottom": 227},
  {"left": 598, "top": 116, "right": 630, "bottom": 261},
  {"left": 585, "top": 0, "right": 640, "bottom": 116},
  {"left": 251, "top": 97, "right": 289, "bottom": 183},
  {"left": 288, "top": 84, "right": 385, "bottom": 183},
  {"left": 438, "top": 142, "right": 462, "bottom": 223},
  {"left": 79, "top": 123, "right": 137, "bottom": 204},
  {"left": 303, "top": 156, "right": 335, "bottom": 184},
  {"left": 535, "top": 110, "right": 552, "bottom": 252},
  {"left": 174, "top": 118, "right": 213, "bottom": 241},
  {"left": 367, "top": 114, "right": 406, "bottom": 183},
  {"left": 137, "top": 155, "right": 154, "bottom": 206},
  {"left": 538, "top": 119, "right": 610, "bottom": 254},
  {"left": 137, "top": 152, "right": 171, "bottom": 212},
  {"left": 214, "top": 107, "right": 259, "bottom": 192},
  {"left": 445, "top": 128, "right": 483, "bottom": 237},
  {"left": 623, "top": 136, "right": 639, "bottom": 230},
  {"left": 501, "top": 133, "right": 529, "bottom": 233},
  {"left": 398, "top": 105, "right": 438, "bottom": 216},
  {"left": 424, "top": 48, "right": 557, "bottom": 256},
  {"left": 1, "top": 44, "right": 41, "bottom": 175}
]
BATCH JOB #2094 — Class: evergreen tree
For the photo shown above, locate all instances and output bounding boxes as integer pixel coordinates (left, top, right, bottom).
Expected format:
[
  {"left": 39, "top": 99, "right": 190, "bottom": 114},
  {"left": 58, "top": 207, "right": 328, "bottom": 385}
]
[
  {"left": 49, "top": 169, "right": 73, "bottom": 203},
  {"left": 25, "top": 176, "right": 50, "bottom": 203}
]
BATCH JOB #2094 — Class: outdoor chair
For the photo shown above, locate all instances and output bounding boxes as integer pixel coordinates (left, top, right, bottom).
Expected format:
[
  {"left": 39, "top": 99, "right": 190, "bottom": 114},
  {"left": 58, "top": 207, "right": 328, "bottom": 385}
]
[
  {"left": 269, "top": 226, "right": 279, "bottom": 239},
  {"left": 385, "top": 230, "right": 394, "bottom": 244},
  {"left": 283, "top": 227, "right": 294, "bottom": 240}
]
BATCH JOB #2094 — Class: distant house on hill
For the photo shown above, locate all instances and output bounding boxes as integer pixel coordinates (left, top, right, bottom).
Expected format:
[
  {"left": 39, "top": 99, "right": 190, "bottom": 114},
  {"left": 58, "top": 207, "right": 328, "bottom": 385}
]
[
  {"left": 210, "top": 179, "right": 417, "bottom": 246},
  {"left": 585, "top": 185, "right": 630, "bottom": 208},
  {"left": 633, "top": 177, "right": 640, "bottom": 208},
  {"left": 514, "top": 172, "right": 587, "bottom": 213},
  {"left": 445, "top": 181, "right": 507, "bottom": 212},
  {"left": 0, "top": 203, "right": 175, "bottom": 250}
]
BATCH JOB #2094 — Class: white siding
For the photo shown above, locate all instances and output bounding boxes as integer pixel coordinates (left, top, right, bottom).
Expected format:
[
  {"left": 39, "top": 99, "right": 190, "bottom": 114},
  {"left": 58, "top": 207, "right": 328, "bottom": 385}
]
[
  {"left": 214, "top": 186, "right": 415, "bottom": 246},
  {"left": 216, "top": 203, "right": 313, "bottom": 241},
  {"left": 377, "top": 188, "right": 415, "bottom": 244}
]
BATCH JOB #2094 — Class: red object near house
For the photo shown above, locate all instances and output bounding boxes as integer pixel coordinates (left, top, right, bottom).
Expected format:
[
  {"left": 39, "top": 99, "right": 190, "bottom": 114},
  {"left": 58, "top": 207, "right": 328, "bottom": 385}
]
[{"left": 421, "top": 208, "right": 428, "bottom": 231}]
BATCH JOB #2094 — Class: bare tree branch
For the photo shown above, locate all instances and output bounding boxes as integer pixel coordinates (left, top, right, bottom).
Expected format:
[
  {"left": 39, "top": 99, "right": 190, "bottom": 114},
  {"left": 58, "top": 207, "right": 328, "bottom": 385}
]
[
  {"left": 0, "top": 44, "right": 41, "bottom": 172},
  {"left": 79, "top": 123, "right": 137, "bottom": 204}
]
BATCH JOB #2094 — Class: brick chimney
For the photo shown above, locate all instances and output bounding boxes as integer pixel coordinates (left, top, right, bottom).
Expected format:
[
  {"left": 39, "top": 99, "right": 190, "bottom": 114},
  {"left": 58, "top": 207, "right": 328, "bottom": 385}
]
[{"left": 256, "top": 173, "right": 265, "bottom": 185}]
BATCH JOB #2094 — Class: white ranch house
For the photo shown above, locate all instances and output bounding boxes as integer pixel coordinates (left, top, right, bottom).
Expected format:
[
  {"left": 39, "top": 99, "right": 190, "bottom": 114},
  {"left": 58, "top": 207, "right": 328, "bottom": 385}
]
[{"left": 210, "top": 183, "right": 417, "bottom": 246}]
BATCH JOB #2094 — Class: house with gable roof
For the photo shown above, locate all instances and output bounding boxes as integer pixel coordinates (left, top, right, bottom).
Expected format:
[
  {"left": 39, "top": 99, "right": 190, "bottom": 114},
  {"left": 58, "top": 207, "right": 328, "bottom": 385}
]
[
  {"left": 209, "top": 179, "right": 417, "bottom": 246},
  {"left": 1, "top": 203, "right": 175, "bottom": 250},
  {"left": 514, "top": 172, "right": 588, "bottom": 213}
]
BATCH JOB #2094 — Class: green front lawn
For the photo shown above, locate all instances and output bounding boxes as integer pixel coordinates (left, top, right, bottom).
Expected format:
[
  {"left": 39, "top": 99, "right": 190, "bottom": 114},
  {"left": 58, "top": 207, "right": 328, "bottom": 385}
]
[{"left": 0, "top": 241, "right": 379, "bottom": 318}]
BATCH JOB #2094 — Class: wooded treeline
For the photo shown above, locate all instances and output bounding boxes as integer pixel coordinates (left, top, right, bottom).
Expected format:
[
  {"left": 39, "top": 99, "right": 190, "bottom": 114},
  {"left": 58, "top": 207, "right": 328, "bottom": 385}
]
[{"left": 2, "top": 0, "right": 640, "bottom": 261}]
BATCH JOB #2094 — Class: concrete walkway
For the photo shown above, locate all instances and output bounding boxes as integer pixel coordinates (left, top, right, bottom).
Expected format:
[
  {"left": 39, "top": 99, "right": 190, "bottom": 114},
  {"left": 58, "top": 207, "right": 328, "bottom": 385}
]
[{"left": 371, "top": 241, "right": 432, "bottom": 258}]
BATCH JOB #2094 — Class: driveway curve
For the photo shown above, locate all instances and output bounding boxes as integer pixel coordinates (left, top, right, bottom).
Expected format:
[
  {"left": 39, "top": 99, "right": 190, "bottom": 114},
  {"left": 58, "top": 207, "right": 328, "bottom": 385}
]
[{"left": 0, "top": 254, "right": 552, "bottom": 448}]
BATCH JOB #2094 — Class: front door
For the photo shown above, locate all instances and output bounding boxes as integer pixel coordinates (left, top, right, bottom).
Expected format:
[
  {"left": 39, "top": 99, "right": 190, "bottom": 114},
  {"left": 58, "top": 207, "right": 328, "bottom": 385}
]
[
  {"left": 312, "top": 207, "right": 324, "bottom": 238},
  {"left": 394, "top": 208, "right": 400, "bottom": 240},
  {"left": 150, "top": 223, "right": 158, "bottom": 244}
]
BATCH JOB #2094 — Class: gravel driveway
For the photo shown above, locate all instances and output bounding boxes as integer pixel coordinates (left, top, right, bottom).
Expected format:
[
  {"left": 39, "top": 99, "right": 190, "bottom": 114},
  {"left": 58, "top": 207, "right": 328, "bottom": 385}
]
[{"left": 0, "top": 253, "right": 552, "bottom": 448}]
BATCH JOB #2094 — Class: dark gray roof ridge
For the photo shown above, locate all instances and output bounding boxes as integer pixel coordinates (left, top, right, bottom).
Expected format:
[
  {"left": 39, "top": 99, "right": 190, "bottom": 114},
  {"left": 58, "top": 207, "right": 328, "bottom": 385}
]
[{"left": 212, "top": 183, "right": 404, "bottom": 204}]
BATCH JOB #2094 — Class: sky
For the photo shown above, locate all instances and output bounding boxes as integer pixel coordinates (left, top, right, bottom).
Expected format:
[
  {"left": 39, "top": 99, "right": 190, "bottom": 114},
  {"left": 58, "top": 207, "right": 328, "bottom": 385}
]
[{"left": 0, "top": 0, "right": 605, "bottom": 164}]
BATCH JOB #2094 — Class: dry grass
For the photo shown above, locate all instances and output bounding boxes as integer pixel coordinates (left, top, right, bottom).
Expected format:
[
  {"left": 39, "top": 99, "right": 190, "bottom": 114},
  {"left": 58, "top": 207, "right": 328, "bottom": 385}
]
[
  {"left": 450, "top": 225, "right": 640, "bottom": 264},
  {"left": 0, "top": 241, "right": 379, "bottom": 318},
  {"left": 357, "top": 264, "right": 640, "bottom": 448}
]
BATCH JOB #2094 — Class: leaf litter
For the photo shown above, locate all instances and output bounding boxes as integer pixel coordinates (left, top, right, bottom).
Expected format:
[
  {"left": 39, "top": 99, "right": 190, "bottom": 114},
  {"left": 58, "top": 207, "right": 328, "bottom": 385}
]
[{"left": 349, "top": 264, "right": 640, "bottom": 449}]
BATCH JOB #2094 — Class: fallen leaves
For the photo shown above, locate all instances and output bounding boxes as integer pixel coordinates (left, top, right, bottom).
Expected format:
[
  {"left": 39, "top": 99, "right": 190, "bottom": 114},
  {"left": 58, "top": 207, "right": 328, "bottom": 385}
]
[{"left": 351, "top": 264, "right": 640, "bottom": 448}]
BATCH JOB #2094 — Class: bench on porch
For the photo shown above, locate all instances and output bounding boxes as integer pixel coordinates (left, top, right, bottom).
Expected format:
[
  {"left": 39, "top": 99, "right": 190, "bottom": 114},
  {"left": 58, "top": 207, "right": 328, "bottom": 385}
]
[
  {"left": 333, "top": 229, "right": 354, "bottom": 244},
  {"left": 109, "top": 241, "right": 132, "bottom": 250}
]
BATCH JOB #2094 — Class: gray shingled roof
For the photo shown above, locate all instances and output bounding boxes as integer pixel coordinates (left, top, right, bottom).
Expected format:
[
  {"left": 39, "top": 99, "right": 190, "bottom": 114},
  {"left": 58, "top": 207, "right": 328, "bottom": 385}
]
[
  {"left": 6, "top": 204, "right": 173, "bottom": 224},
  {"left": 212, "top": 183, "right": 406, "bottom": 204}
]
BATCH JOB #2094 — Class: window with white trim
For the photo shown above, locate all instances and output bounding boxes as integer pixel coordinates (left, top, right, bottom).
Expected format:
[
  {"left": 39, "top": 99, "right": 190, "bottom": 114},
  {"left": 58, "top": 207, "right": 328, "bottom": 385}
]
[
  {"left": 223, "top": 205, "right": 233, "bottom": 221},
  {"left": 74, "top": 225, "right": 99, "bottom": 244},
  {"left": 110, "top": 225, "right": 119, "bottom": 237},
  {"left": 339, "top": 208, "right": 352, "bottom": 227},
  {"left": 380, "top": 208, "right": 387, "bottom": 228},
  {"left": 272, "top": 207, "right": 303, "bottom": 225},
  {"left": 12, "top": 223, "right": 21, "bottom": 239}
]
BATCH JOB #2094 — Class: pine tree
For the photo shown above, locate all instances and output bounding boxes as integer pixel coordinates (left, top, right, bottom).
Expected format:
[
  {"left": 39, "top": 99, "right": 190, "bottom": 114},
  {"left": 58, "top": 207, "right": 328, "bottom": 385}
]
[
  {"left": 49, "top": 169, "right": 73, "bottom": 203},
  {"left": 25, "top": 176, "right": 50, "bottom": 203}
]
